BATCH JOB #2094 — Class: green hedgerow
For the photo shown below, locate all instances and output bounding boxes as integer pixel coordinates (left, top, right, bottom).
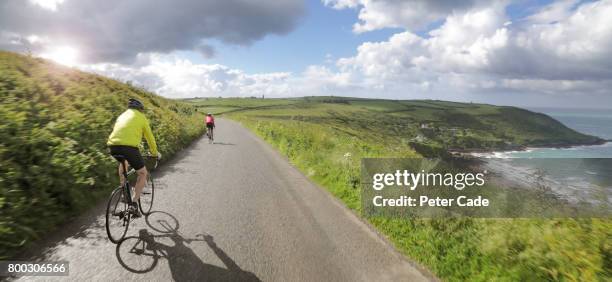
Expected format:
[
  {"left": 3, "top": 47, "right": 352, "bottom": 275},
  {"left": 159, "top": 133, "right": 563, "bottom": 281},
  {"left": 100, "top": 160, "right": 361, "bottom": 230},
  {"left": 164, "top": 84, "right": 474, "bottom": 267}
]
[{"left": 0, "top": 51, "right": 205, "bottom": 259}]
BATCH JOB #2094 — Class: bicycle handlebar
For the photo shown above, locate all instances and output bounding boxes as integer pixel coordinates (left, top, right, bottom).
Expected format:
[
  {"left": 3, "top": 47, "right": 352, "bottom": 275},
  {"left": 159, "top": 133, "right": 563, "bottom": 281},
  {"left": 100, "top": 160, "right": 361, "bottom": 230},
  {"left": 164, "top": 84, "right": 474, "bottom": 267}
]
[{"left": 141, "top": 154, "right": 159, "bottom": 170}]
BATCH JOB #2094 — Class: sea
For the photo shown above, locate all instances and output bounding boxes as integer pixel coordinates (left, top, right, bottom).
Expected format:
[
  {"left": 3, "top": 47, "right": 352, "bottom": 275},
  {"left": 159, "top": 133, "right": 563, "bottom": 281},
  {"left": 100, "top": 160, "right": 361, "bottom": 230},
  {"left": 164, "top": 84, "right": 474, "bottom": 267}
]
[
  {"left": 473, "top": 107, "right": 612, "bottom": 207},
  {"left": 504, "top": 107, "right": 612, "bottom": 158}
]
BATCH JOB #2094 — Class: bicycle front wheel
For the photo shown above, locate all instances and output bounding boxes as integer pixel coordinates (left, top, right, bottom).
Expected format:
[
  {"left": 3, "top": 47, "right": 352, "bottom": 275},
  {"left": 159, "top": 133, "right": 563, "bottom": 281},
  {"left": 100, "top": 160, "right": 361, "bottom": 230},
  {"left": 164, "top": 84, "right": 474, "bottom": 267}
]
[
  {"left": 139, "top": 174, "right": 154, "bottom": 215},
  {"left": 106, "top": 187, "right": 130, "bottom": 243}
]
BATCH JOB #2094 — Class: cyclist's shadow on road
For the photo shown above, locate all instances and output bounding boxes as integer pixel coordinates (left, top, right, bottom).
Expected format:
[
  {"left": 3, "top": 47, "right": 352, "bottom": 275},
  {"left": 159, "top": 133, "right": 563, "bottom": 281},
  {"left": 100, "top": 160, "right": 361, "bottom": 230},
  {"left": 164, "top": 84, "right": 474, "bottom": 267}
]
[{"left": 116, "top": 211, "right": 260, "bottom": 282}]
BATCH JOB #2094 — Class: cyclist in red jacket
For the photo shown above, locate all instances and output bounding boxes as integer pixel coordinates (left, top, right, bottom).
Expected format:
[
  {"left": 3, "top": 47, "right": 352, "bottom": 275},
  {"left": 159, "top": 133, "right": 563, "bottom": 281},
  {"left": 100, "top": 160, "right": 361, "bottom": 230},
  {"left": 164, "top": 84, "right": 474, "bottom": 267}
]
[{"left": 205, "top": 113, "right": 215, "bottom": 141}]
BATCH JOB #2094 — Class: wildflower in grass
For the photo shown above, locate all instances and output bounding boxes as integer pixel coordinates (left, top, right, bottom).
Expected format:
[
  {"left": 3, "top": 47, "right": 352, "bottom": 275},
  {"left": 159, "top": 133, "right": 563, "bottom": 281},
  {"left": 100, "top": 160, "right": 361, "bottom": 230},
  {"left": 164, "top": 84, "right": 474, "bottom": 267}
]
[{"left": 307, "top": 168, "right": 316, "bottom": 177}]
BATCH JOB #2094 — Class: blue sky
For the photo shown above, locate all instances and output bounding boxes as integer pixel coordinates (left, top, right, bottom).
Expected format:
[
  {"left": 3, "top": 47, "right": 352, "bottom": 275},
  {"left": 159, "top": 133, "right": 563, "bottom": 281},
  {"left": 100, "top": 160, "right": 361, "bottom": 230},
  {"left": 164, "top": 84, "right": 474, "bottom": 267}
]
[{"left": 191, "top": 1, "right": 403, "bottom": 73}]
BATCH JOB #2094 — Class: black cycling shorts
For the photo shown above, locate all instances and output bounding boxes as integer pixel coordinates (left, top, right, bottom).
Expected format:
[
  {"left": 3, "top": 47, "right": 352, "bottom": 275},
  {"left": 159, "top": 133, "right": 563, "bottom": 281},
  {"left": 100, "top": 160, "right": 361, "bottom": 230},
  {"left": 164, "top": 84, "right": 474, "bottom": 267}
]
[
  {"left": 109, "top": 145, "right": 145, "bottom": 170},
  {"left": 206, "top": 122, "right": 214, "bottom": 129}
]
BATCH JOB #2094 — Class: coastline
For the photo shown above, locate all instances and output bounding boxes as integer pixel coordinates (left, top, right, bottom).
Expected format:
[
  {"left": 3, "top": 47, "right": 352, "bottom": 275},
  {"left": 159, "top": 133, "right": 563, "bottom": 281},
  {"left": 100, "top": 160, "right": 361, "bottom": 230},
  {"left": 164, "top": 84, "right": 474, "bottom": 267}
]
[
  {"left": 448, "top": 138, "right": 609, "bottom": 157},
  {"left": 475, "top": 157, "right": 611, "bottom": 209},
  {"left": 454, "top": 143, "right": 612, "bottom": 210}
]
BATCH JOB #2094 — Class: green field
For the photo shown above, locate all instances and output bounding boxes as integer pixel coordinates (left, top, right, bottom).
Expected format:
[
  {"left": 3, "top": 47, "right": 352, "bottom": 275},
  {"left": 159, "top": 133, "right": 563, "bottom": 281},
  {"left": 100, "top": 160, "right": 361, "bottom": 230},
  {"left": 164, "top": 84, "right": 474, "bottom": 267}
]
[
  {"left": 188, "top": 96, "right": 603, "bottom": 156},
  {"left": 190, "top": 97, "right": 611, "bottom": 281},
  {"left": 0, "top": 52, "right": 205, "bottom": 258}
]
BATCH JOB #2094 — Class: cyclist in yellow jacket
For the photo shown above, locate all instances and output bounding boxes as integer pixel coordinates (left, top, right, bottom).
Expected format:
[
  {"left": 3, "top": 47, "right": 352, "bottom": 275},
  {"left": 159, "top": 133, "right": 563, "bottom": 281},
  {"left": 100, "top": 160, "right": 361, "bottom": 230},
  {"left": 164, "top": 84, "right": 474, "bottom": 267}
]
[{"left": 107, "top": 98, "right": 161, "bottom": 217}]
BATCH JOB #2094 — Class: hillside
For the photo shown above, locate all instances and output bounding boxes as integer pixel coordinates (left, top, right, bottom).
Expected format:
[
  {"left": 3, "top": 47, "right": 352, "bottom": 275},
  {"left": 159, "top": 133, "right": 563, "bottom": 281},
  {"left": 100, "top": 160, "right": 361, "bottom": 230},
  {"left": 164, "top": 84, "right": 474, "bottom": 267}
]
[
  {"left": 0, "top": 51, "right": 205, "bottom": 258},
  {"left": 188, "top": 96, "right": 603, "bottom": 156}
]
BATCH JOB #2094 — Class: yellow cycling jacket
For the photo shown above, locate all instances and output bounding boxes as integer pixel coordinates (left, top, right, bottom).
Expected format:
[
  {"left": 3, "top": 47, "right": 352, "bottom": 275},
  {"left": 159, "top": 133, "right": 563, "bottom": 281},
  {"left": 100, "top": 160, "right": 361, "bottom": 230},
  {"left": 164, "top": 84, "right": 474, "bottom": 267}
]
[{"left": 107, "top": 109, "right": 158, "bottom": 155}]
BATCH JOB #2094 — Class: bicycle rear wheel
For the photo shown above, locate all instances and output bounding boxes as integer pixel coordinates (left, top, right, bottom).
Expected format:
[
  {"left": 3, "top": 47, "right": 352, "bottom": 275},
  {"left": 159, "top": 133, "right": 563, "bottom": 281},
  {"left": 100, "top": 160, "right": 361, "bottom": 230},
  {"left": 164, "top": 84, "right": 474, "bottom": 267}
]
[
  {"left": 139, "top": 174, "right": 154, "bottom": 215},
  {"left": 106, "top": 187, "right": 130, "bottom": 243}
]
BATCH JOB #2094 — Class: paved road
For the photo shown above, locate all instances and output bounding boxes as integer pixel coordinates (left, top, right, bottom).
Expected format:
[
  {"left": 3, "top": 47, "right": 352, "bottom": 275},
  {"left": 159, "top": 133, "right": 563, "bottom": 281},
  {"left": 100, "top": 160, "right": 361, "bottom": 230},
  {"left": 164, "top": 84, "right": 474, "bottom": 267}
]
[{"left": 16, "top": 119, "right": 433, "bottom": 282}]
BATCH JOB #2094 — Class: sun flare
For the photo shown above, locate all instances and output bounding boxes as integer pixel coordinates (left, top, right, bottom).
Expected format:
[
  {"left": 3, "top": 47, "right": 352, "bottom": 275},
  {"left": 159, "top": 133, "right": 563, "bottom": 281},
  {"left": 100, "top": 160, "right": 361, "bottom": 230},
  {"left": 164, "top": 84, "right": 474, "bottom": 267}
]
[
  {"left": 29, "top": 0, "right": 65, "bottom": 11},
  {"left": 41, "top": 46, "right": 79, "bottom": 66}
]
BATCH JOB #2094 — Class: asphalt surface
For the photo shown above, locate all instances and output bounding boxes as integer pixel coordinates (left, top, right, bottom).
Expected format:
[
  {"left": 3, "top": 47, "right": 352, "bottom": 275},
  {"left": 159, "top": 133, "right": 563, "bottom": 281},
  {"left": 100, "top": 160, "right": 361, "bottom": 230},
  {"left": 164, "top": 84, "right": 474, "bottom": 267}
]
[{"left": 15, "top": 119, "right": 433, "bottom": 282}]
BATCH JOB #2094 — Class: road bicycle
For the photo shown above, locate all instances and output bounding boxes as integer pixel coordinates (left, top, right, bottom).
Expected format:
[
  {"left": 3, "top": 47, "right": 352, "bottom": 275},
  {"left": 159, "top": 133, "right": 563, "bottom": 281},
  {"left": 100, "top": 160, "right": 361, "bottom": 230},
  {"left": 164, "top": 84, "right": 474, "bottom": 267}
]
[{"left": 105, "top": 155, "right": 158, "bottom": 243}]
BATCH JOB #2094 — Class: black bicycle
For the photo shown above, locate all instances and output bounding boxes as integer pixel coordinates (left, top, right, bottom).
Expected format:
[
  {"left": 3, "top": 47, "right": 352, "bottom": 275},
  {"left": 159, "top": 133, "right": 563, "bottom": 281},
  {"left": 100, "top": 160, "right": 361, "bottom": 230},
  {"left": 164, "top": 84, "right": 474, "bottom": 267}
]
[{"left": 105, "top": 155, "right": 158, "bottom": 243}]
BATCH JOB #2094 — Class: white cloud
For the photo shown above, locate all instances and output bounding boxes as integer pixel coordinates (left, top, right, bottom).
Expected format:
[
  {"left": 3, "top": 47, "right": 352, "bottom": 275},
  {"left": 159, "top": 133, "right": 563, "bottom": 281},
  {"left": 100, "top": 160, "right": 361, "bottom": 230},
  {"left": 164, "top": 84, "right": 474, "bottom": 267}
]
[
  {"left": 422, "top": 6, "right": 510, "bottom": 73},
  {"left": 83, "top": 54, "right": 293, "bottom": 98},
  {"left": 1, "top": 0, "right": 304, "bottom": 63},
  {"left": 501, "top": 79, "right": 612, "bottom": 96},
  {"left": 525, "top": 1, "right": 612, "bottom": 62},
  {"left": 28, "top": 0, "right": 65, "bottom": 11},
  {"left": 338, "top": 31, "right": 425, "bottom": 80},
  {"left": 526, "top": 0, "right": 579, "bottom": 24},
  {"left": 81, "top": 55, "right": 365, "bottom": 99},
  {"left": 323, "top": 0, "right": 485, "bottom": 32},
  {"left": 322, "top": 0, "right": 359, "bottom": 9},
  {"left": 303, "top": 65, "right": 352, "bottom": 86},
  {"left": 326, "top": 0, "right": 612, "bottom": 101}
]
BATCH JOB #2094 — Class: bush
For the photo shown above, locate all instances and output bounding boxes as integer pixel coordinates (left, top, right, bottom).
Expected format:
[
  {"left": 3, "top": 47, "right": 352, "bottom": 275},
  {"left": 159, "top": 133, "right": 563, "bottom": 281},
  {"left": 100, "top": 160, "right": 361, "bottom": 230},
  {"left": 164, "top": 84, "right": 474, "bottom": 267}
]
[{"left": 0, "top": 51, "right": 205, "bottom": 258}]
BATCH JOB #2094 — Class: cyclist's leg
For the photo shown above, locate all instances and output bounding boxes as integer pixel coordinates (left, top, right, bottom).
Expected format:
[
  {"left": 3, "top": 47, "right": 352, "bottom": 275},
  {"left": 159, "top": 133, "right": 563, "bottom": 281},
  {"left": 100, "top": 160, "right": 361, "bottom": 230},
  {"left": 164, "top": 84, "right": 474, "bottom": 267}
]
[
  {"left": 134, "top": 167, "right": 148, "bottom": 202},
  {"left": 206, "top": 123, "right": 213, "bottom": 138},
  {"left": 114, "top": 145, "right": 146, "bottom": 202},
  {"left": 117, "top": 160, "right": 128, "bottom": 185},
  {"left": 110, "top": 146, "right": 129, "bottom": 185}
]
